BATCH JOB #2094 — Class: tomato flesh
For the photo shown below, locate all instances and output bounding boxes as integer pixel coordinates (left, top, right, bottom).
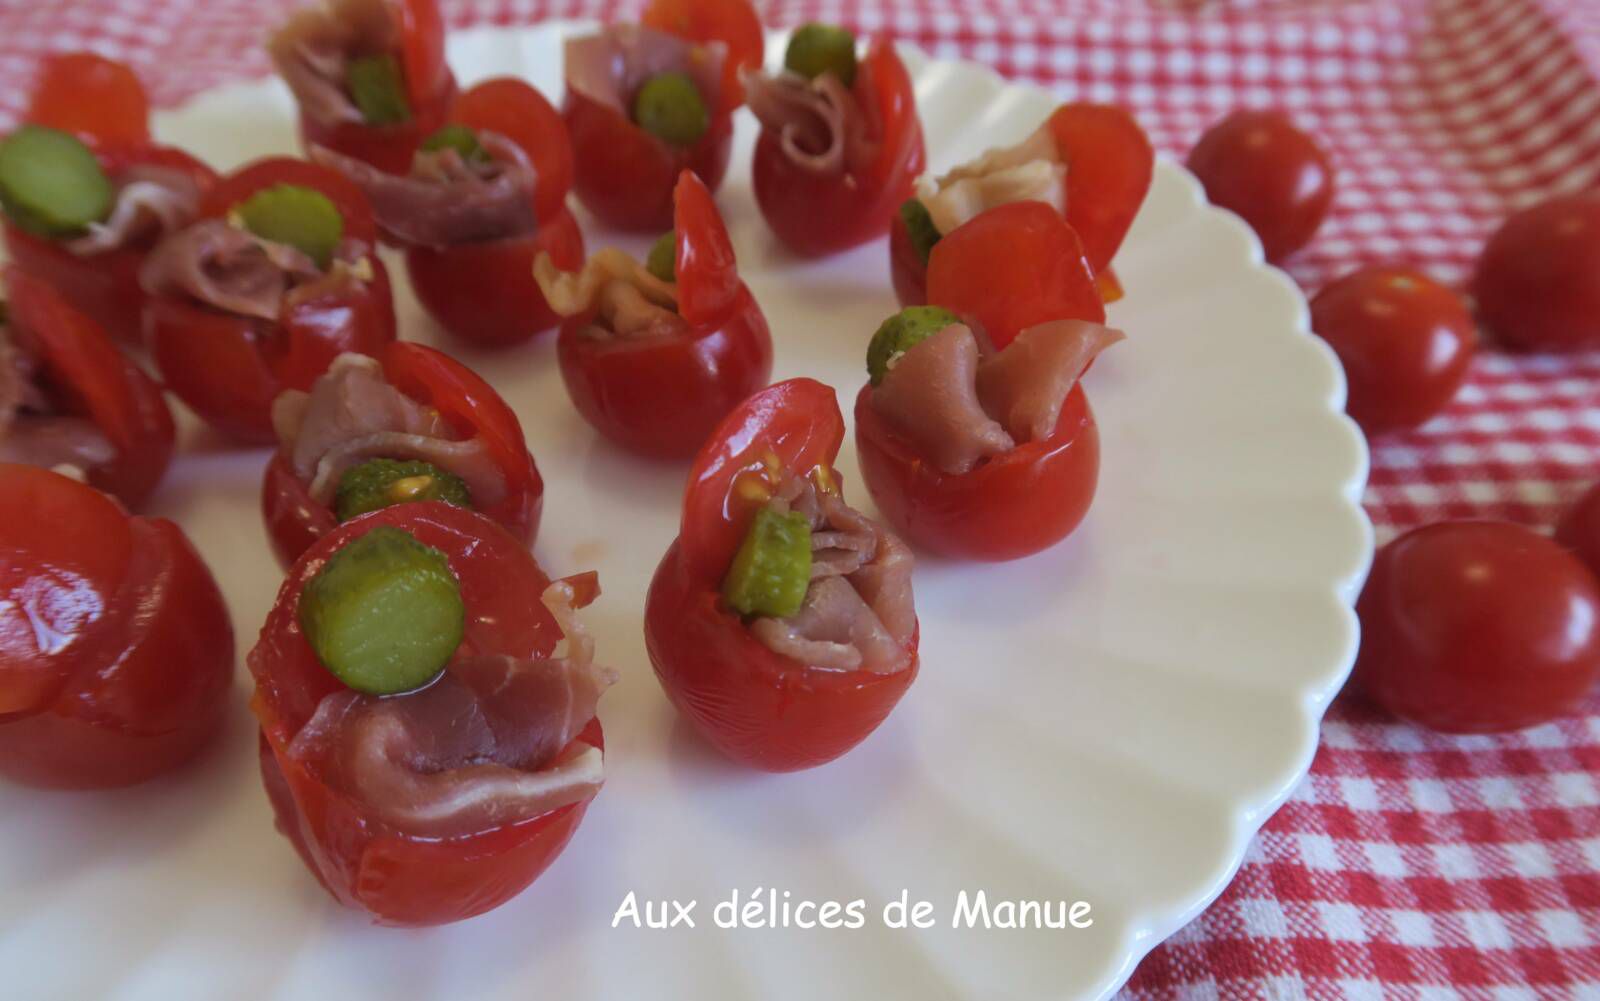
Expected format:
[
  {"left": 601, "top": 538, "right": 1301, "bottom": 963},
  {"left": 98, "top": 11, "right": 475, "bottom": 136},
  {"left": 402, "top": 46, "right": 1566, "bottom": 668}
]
[
  {"left": 1472, "top": 193, "right": 1600, "bottom": 352},
  {"left": 26, "top": 53, "right": 150, "bottom": 144},
  {"left": 1187, "top": 109, "right": 1334, "bottom": 262}
]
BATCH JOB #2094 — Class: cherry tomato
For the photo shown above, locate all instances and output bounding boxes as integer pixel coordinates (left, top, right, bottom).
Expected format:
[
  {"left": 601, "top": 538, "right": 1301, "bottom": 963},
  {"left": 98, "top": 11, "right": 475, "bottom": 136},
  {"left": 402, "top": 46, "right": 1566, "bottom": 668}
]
[
  {"left": 1556, "top": 482, "right": 1600, "bottom": 581},
  {"left": 752, "top": 38, "right": 925, "bottom": 257},
  {"left": 1187, "top": 109, "right": 1334, "bottom": 262},
  {"left": 640, "top": 0, "right": 765, "bottom": 112},
  {"left": 853, "top": 382, "right": 1100, "bottom": 562},
  {"left": 25, "top": 52, "right": 150, "bottom": 145},
  {"left": 927, "top": 201, "right": 1104, "bottom": 349},
  {"left": 3, "top": 142, "right": 217, "bottom": 345},
  {"left": 1353, "top": 521, "right": 1600, "bottom": 733},
  {"left": 1048, "top": 103, "right": 1154, "bottom": 275},
  {"left": 556, "top": 171, "right": 772, "bottom": 458},
  {"left": 4, "top": 267, "right": 174, "bottom": 508},
  {"left": 0, "top": 466, "right": 233, "bottom": 788},
  {"left": 1310, "top": 266, "right": 1475, "bottom": 435},
  {"left": 261, "top": 341, "right": 545, "bottom": 567},
  {"left": 250, "top": 502, "right": 600, "bottom": 926},
  {"left": 646, "top": 379, "right": 919, "bottom": 771},
  {"left": 1472, "top": 193, "right": 1600, "bottom": 352}
]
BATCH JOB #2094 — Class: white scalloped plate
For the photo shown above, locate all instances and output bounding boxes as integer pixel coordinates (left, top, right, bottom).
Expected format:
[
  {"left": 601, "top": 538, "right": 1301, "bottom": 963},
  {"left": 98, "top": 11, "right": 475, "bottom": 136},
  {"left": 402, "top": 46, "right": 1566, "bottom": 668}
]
[{"left": 0, "top": 23, "right": 1371, "bottom": 1001}]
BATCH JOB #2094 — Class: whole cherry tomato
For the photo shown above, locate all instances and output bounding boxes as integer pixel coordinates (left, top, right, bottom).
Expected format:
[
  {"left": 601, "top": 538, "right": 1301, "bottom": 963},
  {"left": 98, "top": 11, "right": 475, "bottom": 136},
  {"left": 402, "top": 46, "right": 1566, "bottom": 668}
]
[
  {"left": 926, "top": 201, "right": 1104, "bottom": 349},
  {"left": 1187, "top": 109, "right": 1334, "bottom": 262},
  {"left": 1556, "top": 482, "right": 1600, "bottom": 580},
  {"left": 4, "top": 267, "right": 174, "bottom": 508},
  {"left": 261, "top": 341, "right": 545, "bottom": 567},
  {"left": 752, "top": 38, "right": 925, "bottom": 257},
  {"left": 1310, "top": 266, "right": 1475, "bottom": 435},
  {"left": 25, "top": 52, "right": 151, "bottom": 145},
  {"left": 1472, "top": 192, "right": 1600, "bottom": 352},
  {"left": 1353, "top": 521, "right": 1600, "bottom": 733},
  {"left": 250, "top": 502, "right": 603, "bottom": 925},
  {"left": 555, "top": 170, "right": 772, "bottom": 458},
  {"left": 0, "top": 465, "right": 233, "bottom": 789},
  {"left": 640, "top": 0, "right": 764, "bottom": 112}
]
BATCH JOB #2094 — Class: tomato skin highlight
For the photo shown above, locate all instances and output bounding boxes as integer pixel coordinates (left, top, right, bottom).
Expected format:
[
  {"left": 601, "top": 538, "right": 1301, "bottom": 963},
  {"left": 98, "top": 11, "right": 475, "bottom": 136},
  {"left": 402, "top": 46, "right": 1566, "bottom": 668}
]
[
  {"left": 250, "top": 502, "right": 598, "bottom": 926},
  {"left": 26, "top": 52, "right": 151, "bottom": 145},
  {"left": 640, "top": 0, "right": 764, "bottom": 112},
  {"left": 1472, "top": 193, "right": 1600, "bottom": 352},
  {"left": 1310, "top": 265, "right": 1475, "bottom": 435},
  {"left": 1353, "top": 521, "right": 1600, "bottom": 733},
  {"left": 1186, "top": 109, "right": 1334, "bottom": 262},
  {"left": 854, "top": 382, "right": 1101, "bottom": 562},
  {"left": 0, "top": 466, "right": 234, "bottom": 789}
]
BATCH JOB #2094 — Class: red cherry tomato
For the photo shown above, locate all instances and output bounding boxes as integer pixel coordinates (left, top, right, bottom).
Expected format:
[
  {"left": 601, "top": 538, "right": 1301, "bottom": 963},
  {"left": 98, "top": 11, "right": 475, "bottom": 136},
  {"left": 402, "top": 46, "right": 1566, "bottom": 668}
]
[
  {"left": 1353, "top": 521, "right": 1600, "bottom": 733},
  {"left": 645, "top": 379, "right": 919, "bottom": 770},
  {"left": 1311, "top": 266, "right": 1475, "bottom": 435},
  {"left": 1472, "top": 193, "right": 1600, "bottom": 352},
  {"left": 25, "top": 52, "right": 150, "bottom": 144},
  {"left": 261, "top": 341, "right": 545, "bottom": 567},
  {"left": 556, "top": 171, "right": 772, "bottom": 458},
  {"left": 3, "top": 142, "right": 217, "bottom": 345},
  {"left": 0, "top": 466, "right": 233, "bottom": 789},
  {"left": 1047, "top": 103, "right": 1154, "bottom": 275},
  {"left": 640, "top": 0, "right": 765, "bottom": 112},
  {"left": 927, "top": 201, "right": 1104, "bottom": 349},
  {"left": 4, "top": 267, "right": 174, "bottom": 508},
  {"left": 250, "top": 502, "right": 600, "bottom": 926},
  {"left": 853, "top": 382, "right": 1100, "bottom": 562},
  {"left": 752, "top": 38, "right": 925, "bottom": 257},
  {"left": 1187, "top": 109, "right": 1334, "bottom": 262},
  {"left": 1556, "top": 482, "right": 1600, "bottom": 581}
]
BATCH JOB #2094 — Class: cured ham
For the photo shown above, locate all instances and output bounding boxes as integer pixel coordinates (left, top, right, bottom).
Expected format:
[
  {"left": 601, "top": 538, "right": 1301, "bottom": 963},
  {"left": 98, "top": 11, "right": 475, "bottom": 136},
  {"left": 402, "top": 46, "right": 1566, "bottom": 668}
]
[
  {"left": 914, "top": 123, "right": 1064, "bottom": 236},
  {"left": 744, "top": 70, "right": 876, "bottom": 176},
  {"left": 268, "top": 0, "right": 398, "bottom": 127},
  {"left": 288, "top": 578, "right": 616, "bottom": 837},
  {"left": 534, "top": 248, "right": 686, "bottom": 339},
  {"left": 977, "top": 319, "right": 1125, "bottom": 442},
  {"left": 137, "top": 219, "right": 359, "bottom": 321},
  {"left": 564, "top": 24, "right": 725, "bottom": 117},
  {"left": 310, "top": 133, "right": 538, "bottom": 247},
  {"left": 0, "top": 326, "right": 115, "bottom": 474},
  {"left": 65, "top": 165, "right": 205, "bottom": 256},
  {"left": 272, "top": 353, "right": 508, "bottom": 507}
]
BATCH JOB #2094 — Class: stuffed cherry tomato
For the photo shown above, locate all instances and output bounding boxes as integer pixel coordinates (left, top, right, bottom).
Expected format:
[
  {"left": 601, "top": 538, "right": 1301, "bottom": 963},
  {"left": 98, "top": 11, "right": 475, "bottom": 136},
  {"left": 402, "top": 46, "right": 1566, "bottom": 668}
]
[
  {"left": 270, "top": 0, "right": 457, "bottom": 174},
  {"left": 261, "top": 343, "right": 544, "bottom": 567},
  {"left": 854, "top": 305, "right": 1120, "bottom": 561},
  {"left": 746, "top": 29, "right": 926, "bottom": 257},
  {"left": 891, "top": 102, "right": 1152, "bottom": 307},
  {"left": 645, "top": 378, "right": 919, "bottom": 771},
  {"left": 250, "top": 501, "right": 612, "bottom": 925},
  {"left": 563, "top": 21, "right": 736, "bottom": 231},
  {"left": 314, "top": 77, "right": 586, "bottom": 346},
  {"left": 142, "top": 157, "right": 396, "bottom": 444},
  {"left": 1, "top": 267, "right": 174, "bottom": 507},
  {"left": 1472, "top": 192, "right": 1600, "bottom": 352},
  {"left": 0, "top": 122, "right": 216, "bottom": 344},
  {"left": 640, "top": 0, "right": 764, "bottom": 110},
  {"left": 0, "top": 465, "right": 233, "bottom": 789},
  {"left": 1187, "top": 110, "right": 1334, "bottom": 263},
  {"left": 26, "top": 51, "right": 151, "bottom": 146},
  {"left": 536, "top": 170, "right": 771, "bottom": 458}
]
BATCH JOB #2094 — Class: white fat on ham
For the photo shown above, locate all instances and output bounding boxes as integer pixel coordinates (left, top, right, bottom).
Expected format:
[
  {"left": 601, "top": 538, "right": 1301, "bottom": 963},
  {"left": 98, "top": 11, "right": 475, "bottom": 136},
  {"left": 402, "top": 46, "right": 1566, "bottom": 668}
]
[
  {"left": 564, "top": 24, "right": 725, "bottom": 117},
  {"left": 914, "top": 123, "right": 1065, "bottom": 236},
  {"left": 268, "top": 0, "right": 398, "bottom": 126},
  {"left": 0, "top": 324, "right": 114, "bottom": 475},
  {"left": 66, "top": 165, "right": 205, "bottom": 256},
  {"left": 271, "top": 353, "right": 509, "bottom": 508},
  {"left": 533, "top": 248, "right": 686, "bottom": 339},
  {"left": 743, "top": 70, "right": 876, "bottom": 176},
  {"left": 289, "top": 579, "right": 616, "bottom": 837}
]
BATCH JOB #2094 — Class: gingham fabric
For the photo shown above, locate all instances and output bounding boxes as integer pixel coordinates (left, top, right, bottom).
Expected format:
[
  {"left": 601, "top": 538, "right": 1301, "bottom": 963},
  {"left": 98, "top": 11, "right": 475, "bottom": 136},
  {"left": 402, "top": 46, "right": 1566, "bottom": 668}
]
[{"left": 2, "top": 1, "right": 1597, "bottom": 997}]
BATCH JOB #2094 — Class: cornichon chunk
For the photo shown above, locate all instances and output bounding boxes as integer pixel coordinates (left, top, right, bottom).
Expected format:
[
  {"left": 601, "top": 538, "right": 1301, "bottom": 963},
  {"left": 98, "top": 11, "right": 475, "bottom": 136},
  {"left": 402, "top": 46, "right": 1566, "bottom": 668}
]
[
  {"left": 646, "top": 230, "right": 677, "bottom": 283},
  {"left": 0, "top": 125, "right": 113, "bottom": 238},
  {"left": 335, "top": 458, "right": 472, "bottom": 522},
  {"left": 234, "top": 184, "right": 344, "bottom": 270},
  {"left": 898, "top": 197, "right": 942, "bottom": 266},
  {"left": 866, "top": 306, "right": 962, "bottom": 385},
  {"left": 723, "top": 507, "right": 813, "bottom": 618},
  {"left": 784, "top": 23, "right": 858, "bottom": 87},
  {"left": 346, "top": 54, "right": 412, "bottom": 126},
  {"left": 420, "top": 123, "right": 489, "bottom": 164},
  {"left": 632, "top": 72, "right": 709, "bottom": 147}
]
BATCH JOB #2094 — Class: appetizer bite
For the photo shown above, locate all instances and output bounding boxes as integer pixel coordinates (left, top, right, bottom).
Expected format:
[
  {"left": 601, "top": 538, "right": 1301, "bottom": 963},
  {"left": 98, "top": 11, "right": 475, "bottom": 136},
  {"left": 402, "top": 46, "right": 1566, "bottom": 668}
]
[
  {"left": 2, "top": 54, "right": 216, "bottom": 344},
  {"left": 1, "top": 267, "right": 175, "bottom": 508},
  {"left": 536, "top": 170, "right": 771, "bottom": 458},
  {"left": 250, "top": 502, "right": 612, "bottom": 925},
  {"left": 262, "top": 344, "right": 544, "bottom": 568},
  {"left": 0, "top": 465, "right": 233, "bottom": 789},
  {"left": 315, "top": 77, "right": 585, "bottom": 346},
  {"left": 269, "top": 0, "right": 457, "bottom": 174},
  {"left": 746, "top": 25, "right": 925, "bottom": 257},
  {"left": 142, "top": 157, "right": 397, "bottom": 444},
  {"left": 645, "top": 379, "right": 918, "bottom": 771},
  {"left": 891, "top": 102, "right": 1152, "bottom": 307}
]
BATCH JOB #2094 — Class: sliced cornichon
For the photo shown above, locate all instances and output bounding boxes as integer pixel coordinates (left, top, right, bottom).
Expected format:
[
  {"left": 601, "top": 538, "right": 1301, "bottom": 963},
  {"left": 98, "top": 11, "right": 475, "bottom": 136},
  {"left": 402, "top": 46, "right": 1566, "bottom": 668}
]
[
  {"left": 234, "top": 184, "right": 344, "bottom": 270},
  {"left": 298, "top": 525, "right": 466, "bottom": 695},
  {"left": 866, "top": 306, "right": 962, "bottom": 386},
  {"left": 346, "top": 54, "right": 412, "bottom": 126},
  {"left": 646, "top": 230, "right": 677, "bottom": 283},
  {"left": 784, "top": 23, "right": 858, "bottom": 87},
  {"left": 420, "top": 123, "right": 489, "bottom": 164},
  {"left": 722, "top": 507, "right": 813, "bottom": 619},
  {"left": 334, "top": 458, "right": 473, "bottom": 522},
  {"left": 632, "top": 72, "right": 709, "bottom": 147},
  {"left": 899, "top": 197, "right": 942, "bottom": 265},
  {"left": 0, "top": 125, "right": 113, "bottom": 238}
]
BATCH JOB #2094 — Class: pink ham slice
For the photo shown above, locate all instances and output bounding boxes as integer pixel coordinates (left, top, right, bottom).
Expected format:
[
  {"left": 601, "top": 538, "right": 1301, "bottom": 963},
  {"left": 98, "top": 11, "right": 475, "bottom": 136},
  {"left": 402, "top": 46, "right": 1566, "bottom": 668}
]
[
  {"left": 310, "top": 132, "right": 539, "bottom": 248},
  {"left": 0, "top": 326, "right": 115, "bottom": 474},
  {"left": 271, "top": 353, "right": 509, "bottom": 509},
  {"left": 268, "top": 0, "right": 398, "bottom": 127},
  {"left": 534, "top": 249, "right": 687, "bottom": 340},
  {"left": 870, "top": 323, "right": 1014, "bottom": 475},
  {"left": 914, "top": 123, "right": 1065, "bottom": 236},
  {"left": 66, "top": 165, "right": 205, "bottom": 257},
  {"left": 138, "top": 219, "right": 327, "bottom": 321},
  {"left": 744, "top": 70, "right": 875, "bottom": 176},
  {"left": 565, "top": 24, "right": 725, "bottom": 117},
  {"left": 976, "top": 319, "right": 1125, "bottom": 442},
  {"left": 288, "top": 578, "right": 616, "bottom": 837}
]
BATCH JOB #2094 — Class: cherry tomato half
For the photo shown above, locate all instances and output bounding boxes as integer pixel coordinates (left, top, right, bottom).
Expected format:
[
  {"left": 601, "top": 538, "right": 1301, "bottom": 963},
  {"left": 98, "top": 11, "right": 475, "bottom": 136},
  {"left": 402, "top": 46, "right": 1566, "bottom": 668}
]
[
  {"left": 25, "top": 52, "right": 151, "bottom": 145},
  {"left": 1310, "top": 266, "right": 1475, "bottom": 435},
  {"left": 1353, "top": 521, "right": 1600, "bottom": 733},
  {"left": 0, "top": 466, "right": 233, "bottom": 789},
  {"left": 641, "top": 0, "right": 764, "bottom": 113},
  {"left": 1472, "top": 192, "right": 1600, "bottom": 352},
  {"left": 1187, "top": 109, "right": 1334, "bottom": 262}
]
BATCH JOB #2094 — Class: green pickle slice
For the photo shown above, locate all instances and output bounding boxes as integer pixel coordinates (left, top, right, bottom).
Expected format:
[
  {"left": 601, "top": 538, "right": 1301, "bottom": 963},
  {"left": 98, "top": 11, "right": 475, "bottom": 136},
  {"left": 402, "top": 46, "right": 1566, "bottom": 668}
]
[
  {"left": 866, "top": 306, "right": 962, "bottom": 385},
  {"left": 723, "top": 507, "right": 813, "bottom": 619},
  {"left": 646, "top": 230, "right": 678, "bottom": 283},
  {"left": 299, "top": 526, "right": 466, "bottom": 695},
  {"left": 0, "top": 125, "right": 113, "bottom": 238},
  {"left": 346, "top": 54, "right": 412, "bottom": 126},
  {"left": 335, "top": 458, "right": 472, "bottom": 522},
  {"left": 784, "top": 23, "right": 858, "bottom": 87},
  {"left": 632, "top": 72, "right": 710, "bottom": 147},
  {"left": 420, "top": 123, "right": 489, "bottom": 164},
  {"left": 898, "top": 197, "right": 942, "bottom": 265},
  {"left": 234, "top": 184, "right": 344, "bottom": 270}
]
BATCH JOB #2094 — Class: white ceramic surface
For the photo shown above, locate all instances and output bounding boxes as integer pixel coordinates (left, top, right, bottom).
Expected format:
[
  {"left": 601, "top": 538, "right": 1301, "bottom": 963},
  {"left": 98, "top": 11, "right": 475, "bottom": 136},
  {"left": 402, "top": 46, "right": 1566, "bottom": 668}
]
[{"left": 0, "top": 24, "right": 1372, "bottom": 1001}]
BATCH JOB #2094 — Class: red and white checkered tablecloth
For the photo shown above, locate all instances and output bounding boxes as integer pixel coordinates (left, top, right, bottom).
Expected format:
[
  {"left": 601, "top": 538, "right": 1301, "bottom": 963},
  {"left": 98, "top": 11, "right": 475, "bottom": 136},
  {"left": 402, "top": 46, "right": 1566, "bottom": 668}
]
[{"left": 3, "top": 1, "right": 1597, "bottom": 997}]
